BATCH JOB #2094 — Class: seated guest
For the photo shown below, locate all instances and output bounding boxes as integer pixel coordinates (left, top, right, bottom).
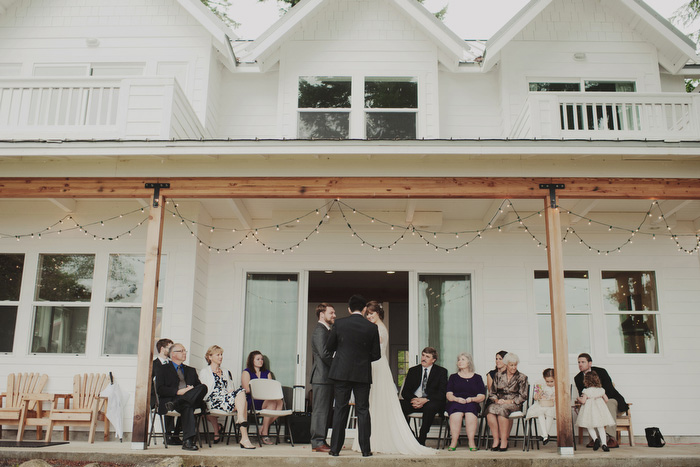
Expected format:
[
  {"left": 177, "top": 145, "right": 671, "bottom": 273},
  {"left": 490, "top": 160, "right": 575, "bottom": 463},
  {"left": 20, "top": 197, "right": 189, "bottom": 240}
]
[
  {"left": 152, "top": 338, "right": 173, "bottom": 407},
  {"left": 574, "top": 352, "right": 628, "bottom": 447},
  {"left": 486, "top": 350, "right": 508, "bottom": 393},
  {"left": 400, "top": 347, "right": 448, "bottom": 446},
  {"left": 445, "top": 352, "right": 485, "bottom": 451},
  {"left": 485, "top": 352, "right": 528, "bottom": 452},
  {"left": 241, "top": 350, "right": 284, "bottom": 445},
  {"left": 156, "top": 343, "right": 207, "bottom": 451},
  {"left": 151, "top": 339, "right": 175, "bottom": 441},
  {"left": 199, "top": 345, "right": 255, "bottom": 449}
]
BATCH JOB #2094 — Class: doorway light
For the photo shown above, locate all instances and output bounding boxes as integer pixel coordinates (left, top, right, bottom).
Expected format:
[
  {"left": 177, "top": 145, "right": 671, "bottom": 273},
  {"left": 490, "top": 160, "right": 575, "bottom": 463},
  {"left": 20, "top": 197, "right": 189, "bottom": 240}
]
[
  {"left": 386, "top": 271, "right": 395, "bottom": 274},
  {"left": 324, "top": 270, "right": 333, "bottom": 274}
]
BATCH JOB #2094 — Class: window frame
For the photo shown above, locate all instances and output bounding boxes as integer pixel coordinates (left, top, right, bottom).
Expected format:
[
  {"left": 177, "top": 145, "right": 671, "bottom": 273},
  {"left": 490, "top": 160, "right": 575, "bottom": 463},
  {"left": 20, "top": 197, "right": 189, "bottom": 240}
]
[
  {"left": 0, "top": 253, "right": 25, "bottom": 354},
  {"left": 533, "top": 269, "right": 593, "bottom": 355},
  {"left": 600, "top": 269, "right": 661, "bottom": 356},
  {"left": 296, "top": 75, "right": 420, "bottom": 140},
  {"left": 528, "top": 78, "right": 637, "bottom": 93},
  {"left": 29, "top": 253, "right": 96, "bottom": 355},
  {"left": 100, "top": 253, "right": 166, "bottom": 356}
]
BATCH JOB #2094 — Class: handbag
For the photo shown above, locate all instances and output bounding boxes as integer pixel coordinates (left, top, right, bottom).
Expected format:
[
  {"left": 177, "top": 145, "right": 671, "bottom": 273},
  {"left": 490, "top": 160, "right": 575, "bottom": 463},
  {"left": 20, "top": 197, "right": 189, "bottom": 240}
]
[{"left": 645, "top": 427, "right": 665, "bottom": 447}]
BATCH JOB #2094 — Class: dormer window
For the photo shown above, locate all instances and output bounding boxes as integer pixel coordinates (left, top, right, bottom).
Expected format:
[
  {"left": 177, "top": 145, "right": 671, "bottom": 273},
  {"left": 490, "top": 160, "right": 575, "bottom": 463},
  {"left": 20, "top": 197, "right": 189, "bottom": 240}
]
[
  {"left": 297, "top": 76, "right": 418, "bottom": 139},
  {"left": 365, "top": 77, "right": 417, "bottom": 140},
  {"left": 298, "top": 76, "right": 351, "bottom": 139}
]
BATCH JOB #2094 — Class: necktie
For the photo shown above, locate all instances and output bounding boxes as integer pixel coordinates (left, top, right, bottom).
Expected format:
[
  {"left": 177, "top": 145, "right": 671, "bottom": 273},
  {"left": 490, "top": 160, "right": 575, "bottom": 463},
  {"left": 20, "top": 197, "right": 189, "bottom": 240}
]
[
  {"left": 177, "top": 365, "right": 186, "bottom": 390},
  {"left": 421, "top": 368, "right": 428, "bottom": 397}
]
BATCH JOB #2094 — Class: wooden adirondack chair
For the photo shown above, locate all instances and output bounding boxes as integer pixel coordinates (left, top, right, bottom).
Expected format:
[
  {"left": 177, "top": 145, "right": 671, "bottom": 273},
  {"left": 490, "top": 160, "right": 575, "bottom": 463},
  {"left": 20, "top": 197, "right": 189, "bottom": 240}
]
[
  {"left": 0, "top": 372, "right": 49, "bottom": 441},
  {"left": 45, "top": 373, "right": 110, "bottom": 443}
]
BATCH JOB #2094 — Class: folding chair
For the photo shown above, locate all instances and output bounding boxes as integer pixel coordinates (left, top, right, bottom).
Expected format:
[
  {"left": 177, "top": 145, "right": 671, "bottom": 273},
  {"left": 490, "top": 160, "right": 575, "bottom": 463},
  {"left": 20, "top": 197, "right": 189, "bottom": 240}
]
[
  {"left": 249, "top": 379, "right": 294, "bottom": 447},
  {"left": 148, "top": 384, "right": 210, "bottom": 448}
]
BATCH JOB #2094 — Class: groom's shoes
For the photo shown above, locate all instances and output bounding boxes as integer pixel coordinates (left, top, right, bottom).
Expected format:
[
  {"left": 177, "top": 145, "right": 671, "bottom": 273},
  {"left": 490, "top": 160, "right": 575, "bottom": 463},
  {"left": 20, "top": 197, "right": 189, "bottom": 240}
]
[
  {"left": 362, "top": 452, "right": 373, "bottom": 457},
  {"left": 329, "top": 451, "right": 339, "bottom": 457}
]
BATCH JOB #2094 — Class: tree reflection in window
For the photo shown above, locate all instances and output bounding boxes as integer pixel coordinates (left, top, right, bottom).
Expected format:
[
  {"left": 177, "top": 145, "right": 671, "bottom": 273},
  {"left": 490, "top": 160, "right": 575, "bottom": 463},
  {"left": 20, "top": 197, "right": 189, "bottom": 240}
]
[
  {"left": 602, "top": 271, "right": 659, "bottom": 354},
  {"left": 298, "top": 77, "right": 351, "bottom": 139},
  {"left": 365, "top": 78, "right": 417, "bottom": 139},
  {"left": 35, "top": 254, "right": 95, "bottom": 302}
]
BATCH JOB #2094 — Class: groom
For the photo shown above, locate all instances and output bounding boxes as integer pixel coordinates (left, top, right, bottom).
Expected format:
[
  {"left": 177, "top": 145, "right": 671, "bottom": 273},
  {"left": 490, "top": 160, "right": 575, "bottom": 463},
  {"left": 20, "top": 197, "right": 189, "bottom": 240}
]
[{"left": 326, "top": 294, "right": 381, "bottom": 457}]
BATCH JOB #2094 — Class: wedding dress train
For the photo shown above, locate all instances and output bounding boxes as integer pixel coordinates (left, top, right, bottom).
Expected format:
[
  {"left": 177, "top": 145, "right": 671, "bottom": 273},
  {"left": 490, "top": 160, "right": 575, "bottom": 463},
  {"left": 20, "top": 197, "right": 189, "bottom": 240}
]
[{"left": 352, "top": 323, "right": 434, "bottom": 455}]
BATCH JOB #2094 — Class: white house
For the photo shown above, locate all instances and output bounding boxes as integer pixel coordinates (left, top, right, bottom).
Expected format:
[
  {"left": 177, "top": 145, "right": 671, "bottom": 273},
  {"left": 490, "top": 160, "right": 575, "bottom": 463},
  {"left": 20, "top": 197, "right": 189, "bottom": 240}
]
[{"left": 1, "top": 0, "right": 699, "bottom": 449}]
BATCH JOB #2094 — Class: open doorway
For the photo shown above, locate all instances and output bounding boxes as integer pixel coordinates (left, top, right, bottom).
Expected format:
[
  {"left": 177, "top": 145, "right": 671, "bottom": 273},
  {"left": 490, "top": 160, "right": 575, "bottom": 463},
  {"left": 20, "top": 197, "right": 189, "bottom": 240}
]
[{"left": 305, "top": 270, "right": 409, "bottom": 390}]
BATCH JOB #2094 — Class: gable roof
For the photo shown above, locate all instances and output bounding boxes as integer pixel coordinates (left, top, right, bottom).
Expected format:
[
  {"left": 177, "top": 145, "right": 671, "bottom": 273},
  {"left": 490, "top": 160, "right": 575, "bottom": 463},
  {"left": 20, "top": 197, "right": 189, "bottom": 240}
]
[
  {"left": 482, "top": 0, "right": 699, "bottom": 73},
  {"left": 238, "top": 0, "right": 479, "bottom": 72}
]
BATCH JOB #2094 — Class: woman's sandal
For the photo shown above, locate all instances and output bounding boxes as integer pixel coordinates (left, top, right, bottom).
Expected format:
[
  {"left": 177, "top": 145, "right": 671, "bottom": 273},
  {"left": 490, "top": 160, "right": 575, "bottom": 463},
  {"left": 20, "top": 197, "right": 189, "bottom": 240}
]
[
  {"left": 235, "top": 421, "right": 256, "bottom": 449},
  {"left": 261, "top": 436, "right": 274, "bottom": 445},
  {"left": 469, "top": 446, "right": 478, "bottom": 451},
  {"left": 447, "top": 446, "right": 456, "bottom": 451}
]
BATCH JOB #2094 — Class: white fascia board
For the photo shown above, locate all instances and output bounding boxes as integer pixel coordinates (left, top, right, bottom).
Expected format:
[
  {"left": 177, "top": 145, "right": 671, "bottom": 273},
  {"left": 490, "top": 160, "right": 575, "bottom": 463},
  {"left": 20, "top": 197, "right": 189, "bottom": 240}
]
[
  {"left": 393, "top": 0, "right": 477, "bottom": 63},
  {"left": 614, "top": 0, "right": 699, "bottom": 72},
  {"left": 482, "top": 0, "right": 551, "bottom": 73},
  {"left": 242, "top": 0, "right": 325, "bottom": 63},
  {"left": 2, "top": 140, "right": 700, "bottom": 158}
]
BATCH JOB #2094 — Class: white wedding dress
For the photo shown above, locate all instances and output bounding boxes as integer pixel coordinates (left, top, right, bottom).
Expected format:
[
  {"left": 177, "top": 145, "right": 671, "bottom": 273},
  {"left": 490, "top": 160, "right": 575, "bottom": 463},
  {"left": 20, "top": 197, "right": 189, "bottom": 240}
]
[{"left": 352, "top": 322, "right": 435, "bottom": 455}]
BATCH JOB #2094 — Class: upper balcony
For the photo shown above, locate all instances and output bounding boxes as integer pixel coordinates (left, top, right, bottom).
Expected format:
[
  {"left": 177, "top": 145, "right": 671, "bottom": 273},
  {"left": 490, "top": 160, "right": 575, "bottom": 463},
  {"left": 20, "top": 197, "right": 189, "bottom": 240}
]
[
  {"left": 0, "top": 77, "right": 206, "bottom": 140},
  {"left": 511, "top": 92, "right": 700, "bottom": 141}
]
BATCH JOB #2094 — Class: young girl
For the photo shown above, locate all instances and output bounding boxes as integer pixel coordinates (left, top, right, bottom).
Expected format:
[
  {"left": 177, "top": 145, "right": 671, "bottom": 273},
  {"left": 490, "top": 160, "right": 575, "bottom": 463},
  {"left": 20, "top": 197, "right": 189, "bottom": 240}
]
[
  {"left": 575, "top": 371, "right": 615, "bottom": 452},
  {"left": 525, "top": 368, "right": 556, "bottom": 445}
]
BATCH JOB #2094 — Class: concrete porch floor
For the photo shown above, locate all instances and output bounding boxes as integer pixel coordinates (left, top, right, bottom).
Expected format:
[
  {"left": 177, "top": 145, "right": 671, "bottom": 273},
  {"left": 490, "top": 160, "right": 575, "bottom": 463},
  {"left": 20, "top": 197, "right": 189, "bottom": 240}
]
[{"left": 1, "top": 439, "right": 699, "bottom": 467}]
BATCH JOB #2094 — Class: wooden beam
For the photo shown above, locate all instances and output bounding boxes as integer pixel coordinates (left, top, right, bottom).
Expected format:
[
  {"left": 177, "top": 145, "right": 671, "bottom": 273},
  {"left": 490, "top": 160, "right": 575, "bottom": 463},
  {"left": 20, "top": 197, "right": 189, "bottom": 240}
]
[
  {"left": 1, "top": 177, "right": 700, "bottom": 200},
  {"left": 130, "top": 194, "right": 165, "bottom": 450},
  {"left": 544, "top": 196, "right": 574, "bottom": 454}
]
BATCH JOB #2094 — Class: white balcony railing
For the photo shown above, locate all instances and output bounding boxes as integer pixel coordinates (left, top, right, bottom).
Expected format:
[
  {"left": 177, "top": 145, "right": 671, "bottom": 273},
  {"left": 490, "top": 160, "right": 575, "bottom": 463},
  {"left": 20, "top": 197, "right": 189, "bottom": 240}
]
[
  {"left": 0, "top": 77, "right": 206, "bottom": 140},
  {"left": 511, "top": 92, "right": 700, "bottom": 140}
]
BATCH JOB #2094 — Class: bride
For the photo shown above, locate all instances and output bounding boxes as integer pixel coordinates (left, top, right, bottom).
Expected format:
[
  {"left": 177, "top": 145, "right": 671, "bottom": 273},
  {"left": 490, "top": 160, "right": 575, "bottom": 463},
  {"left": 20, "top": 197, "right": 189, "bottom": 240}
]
[{"left": 351, "top": 301, "right": 435, "bottom": 455}]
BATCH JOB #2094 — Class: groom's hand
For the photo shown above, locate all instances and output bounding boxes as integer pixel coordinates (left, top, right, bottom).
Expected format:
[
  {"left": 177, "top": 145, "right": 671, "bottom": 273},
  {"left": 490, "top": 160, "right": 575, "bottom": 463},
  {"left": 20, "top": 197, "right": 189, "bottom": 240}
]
[{"left": 411, "top": 397, "right": 428, "bottom": 409}]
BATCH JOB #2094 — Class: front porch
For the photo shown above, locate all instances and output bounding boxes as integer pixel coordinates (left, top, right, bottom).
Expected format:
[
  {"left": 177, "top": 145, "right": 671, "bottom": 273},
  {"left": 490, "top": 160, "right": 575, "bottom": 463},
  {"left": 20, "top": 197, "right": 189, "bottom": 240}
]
[{"left": 1, "top": 438, "right": 699, "bottom": 467}]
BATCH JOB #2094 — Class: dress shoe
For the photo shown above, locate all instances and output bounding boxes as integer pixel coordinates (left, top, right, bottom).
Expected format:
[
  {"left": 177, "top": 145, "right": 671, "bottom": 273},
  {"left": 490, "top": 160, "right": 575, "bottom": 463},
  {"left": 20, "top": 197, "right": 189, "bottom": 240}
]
[
  {"left": 499, "top": 446, "right": 508, "bottom": 452},
  {"left": 312, "top": 444, "right": 331, "bottom": 453},
  {"left": 182, "top": 438, "right": 198, "bottom": 451},
  {"left": 329, "top": 451, "right": 339, "bottom": 457},
  {"left": 542, "top": 437, "right": 550, "bottom": 446},
  {"left": 166, "top": 436, "right": 182, "bottom": 445},
  {"left": 602, "top": 444, "right": 610, "bottom": 452},
  {"left": 593, "top": 438, "right": 601, "bottom": 451},
  {"left": 362, "top": 452, "right": 372, "bottom": 457}
]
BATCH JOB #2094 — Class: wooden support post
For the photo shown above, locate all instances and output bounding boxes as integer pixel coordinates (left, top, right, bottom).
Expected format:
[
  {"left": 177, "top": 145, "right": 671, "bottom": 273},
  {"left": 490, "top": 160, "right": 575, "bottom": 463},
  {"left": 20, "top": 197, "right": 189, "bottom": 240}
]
[
  {"left": 130, "top": 193, "right": 165, "bottom": 449},
  {"left": 544, "top": 196, "right": 574, "bottom": 455}
]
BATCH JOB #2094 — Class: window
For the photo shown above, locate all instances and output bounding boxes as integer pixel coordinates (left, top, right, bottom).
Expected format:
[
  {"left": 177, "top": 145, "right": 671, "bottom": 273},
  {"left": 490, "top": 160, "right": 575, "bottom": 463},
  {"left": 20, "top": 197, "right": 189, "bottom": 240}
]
[
  {"left": 102, "top": 254, "right": 166, "bottom": 355},
  {"left": 418, "top": 274, "right": 472, "bottom": 368},
  {"left": 243, "top": 273, "right": 299, "bottom": 387},
  {"left": 365, "top": 77, "right": 417, "bottom": 140},
  {"left": 0, "top": 253, "right": 24, "bottom": 353},
  {"left": 602, "top": 271, "right": 659, "bottom": 354},
  {"left": 534, "top": 270, "right": 591, "bottom": 354},
  {"left": 529, "top": 82, "right": 581, "bottom": 92},
  {"left": 297, "top": 76, "right": 418, "bottom": 139},
  {"left": 31, "top": 254, "right": 95, "bottom": 354},
  {"left": 298, "top": 76, "right": 351, "bottom": 139}
]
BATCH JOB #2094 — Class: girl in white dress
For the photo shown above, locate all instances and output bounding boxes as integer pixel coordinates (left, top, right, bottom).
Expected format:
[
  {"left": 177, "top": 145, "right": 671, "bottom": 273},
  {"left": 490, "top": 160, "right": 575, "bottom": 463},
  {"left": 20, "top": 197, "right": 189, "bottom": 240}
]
[
  {"left": 575, "top": 371, "right": 615, "bottom": 452},
  {"left": 525, "top": 368, "right": 556, "bottom": 445},
  {"left": 351, "top": 301, "right": 434, "bottom": 455}
]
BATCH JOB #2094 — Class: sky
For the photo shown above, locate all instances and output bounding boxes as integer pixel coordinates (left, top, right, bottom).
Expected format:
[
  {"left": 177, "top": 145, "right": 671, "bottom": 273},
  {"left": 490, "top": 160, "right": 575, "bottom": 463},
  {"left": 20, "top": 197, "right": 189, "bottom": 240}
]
[{"left": 229, "top": 0, "right": 693, "bottom": 40}]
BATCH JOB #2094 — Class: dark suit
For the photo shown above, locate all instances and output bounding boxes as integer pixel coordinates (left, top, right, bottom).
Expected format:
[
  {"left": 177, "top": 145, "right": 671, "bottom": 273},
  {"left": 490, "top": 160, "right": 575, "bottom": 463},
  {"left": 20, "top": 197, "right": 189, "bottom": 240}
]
[
  {"left": 400, "top": 363, "right": 448, "bottom": 444},
  {"left": 156, "top": 362, "right": 207, "bottom": 440},
  {"left": 310, "top": 322, "right": 333, "bottom": 448},
  {"left": 327, "top": 313, "right": 381, "bottom": 455},
  {"left": 151, "top": 357, "right": 168, "bottom": 408},
  {"left": 575, "top": 366, "right": 628, "bottom": 438}
]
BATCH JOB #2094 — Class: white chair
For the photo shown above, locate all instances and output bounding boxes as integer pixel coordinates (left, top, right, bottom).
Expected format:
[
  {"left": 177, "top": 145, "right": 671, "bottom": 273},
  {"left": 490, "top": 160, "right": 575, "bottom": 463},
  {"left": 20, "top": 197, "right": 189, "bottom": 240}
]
[
  {"left": 208, "top": 408, "right": 238, "bottom": 445},
  {"left": 249, "top": 379, "right": 294, "bottom": 446}
]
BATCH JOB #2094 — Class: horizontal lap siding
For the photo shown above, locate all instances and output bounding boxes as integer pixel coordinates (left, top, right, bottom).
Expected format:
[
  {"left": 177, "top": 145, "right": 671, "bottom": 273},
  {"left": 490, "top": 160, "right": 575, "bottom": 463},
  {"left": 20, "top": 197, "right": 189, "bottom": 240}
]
[
  {"left": 0, "top": 0, "right": 212, "bottom": 133},
  {"left": 439, "top": 72, "right": 503, "bottom": 139}
]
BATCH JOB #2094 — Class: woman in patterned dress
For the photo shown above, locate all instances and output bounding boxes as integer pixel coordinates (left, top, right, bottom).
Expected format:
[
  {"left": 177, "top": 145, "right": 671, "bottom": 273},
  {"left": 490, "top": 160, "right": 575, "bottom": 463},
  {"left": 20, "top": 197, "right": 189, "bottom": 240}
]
[
  {"left": 485, "top": 352, "right": 528, "bottom": 451},
  {"left": 199, "top": 345, "right": 255, "bottom": 448}
]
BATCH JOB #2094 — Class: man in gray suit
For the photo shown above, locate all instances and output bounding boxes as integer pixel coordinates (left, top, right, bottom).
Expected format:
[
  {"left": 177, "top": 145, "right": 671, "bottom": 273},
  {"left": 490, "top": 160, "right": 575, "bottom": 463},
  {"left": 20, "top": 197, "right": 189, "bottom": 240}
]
[{"left": 310, "top": 303, "right": 336, "bottom": 453}]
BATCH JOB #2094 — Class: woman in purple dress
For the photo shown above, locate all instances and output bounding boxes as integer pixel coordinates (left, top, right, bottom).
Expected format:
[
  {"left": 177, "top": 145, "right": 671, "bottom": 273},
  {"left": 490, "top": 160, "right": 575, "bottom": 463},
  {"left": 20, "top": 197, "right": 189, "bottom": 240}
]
[
  {"left": 241, "top": 350, "right": 283, "bottom": 445},
  {"left": 445, "top": 352, "right": 486, "bottom": 451}
]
